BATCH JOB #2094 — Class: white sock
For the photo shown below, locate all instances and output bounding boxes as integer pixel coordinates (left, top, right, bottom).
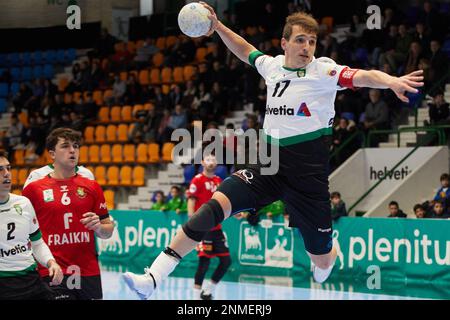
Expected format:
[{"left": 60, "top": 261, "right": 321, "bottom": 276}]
[
  {"left": 206, "top": 281, "right": 217, "bottom": 295},
  {"left": 148, "top": 252, "right": 180, "bottom": 287},
  {"left": 193, "top": 288, "right": 202, "bottom": 300}
]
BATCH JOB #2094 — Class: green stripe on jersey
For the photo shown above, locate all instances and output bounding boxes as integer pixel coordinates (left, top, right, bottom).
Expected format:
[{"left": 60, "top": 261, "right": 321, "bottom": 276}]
[
  {"left": 0, "top": 263, "right": 37, "bottom": 278},
  {"left": 29, "top": 229, "right": 42, "bottom": 242},
  {"left": 263, "top": 127, "right": 332, "bottom": 146},
  {"left": 249, "top": 50, "right": 265, "bottom": 68}
]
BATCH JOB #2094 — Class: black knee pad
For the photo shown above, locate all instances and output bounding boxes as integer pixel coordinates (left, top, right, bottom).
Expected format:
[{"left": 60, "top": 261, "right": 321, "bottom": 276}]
[
  {"left": 182, "top": 199, "right": 224, "bottom": 242},
  {"left": 217, "top": 175, "right": 256, "bottom": 215}
]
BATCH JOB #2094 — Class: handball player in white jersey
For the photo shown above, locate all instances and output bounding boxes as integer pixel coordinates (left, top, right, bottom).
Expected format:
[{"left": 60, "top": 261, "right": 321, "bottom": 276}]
[{"left": 123, "top": 2, "right": 424, "bottom": 299}]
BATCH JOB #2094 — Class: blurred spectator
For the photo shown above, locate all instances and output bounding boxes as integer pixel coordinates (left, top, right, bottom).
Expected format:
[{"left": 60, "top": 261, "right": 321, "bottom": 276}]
[
  {"left": 134, "top": 38, "right": 159, "bottom": 69},
  {"left": 428, "top": 91, "right": 449, "bottom": 125},
  {"left": 94, "top": 28, "right": 117, "bottom": 59},
  {"left": 387, "top": 201, "right": 407, "bottom": 218},
  {"left": 428, "top": 40, "right": 449, "bottom": 94},
  {"left": 362, "top": 89, "right": 390, "bottom": 132},
  {"left": 69, "top": 111, "right": 86, "bottom": 132},
  {"left": 128, "top": 112, "right": 146, "bottom": 144},
  {"left": 168, "top": 84, "right": 183, "bottom": 109},
  {"left": 110, "top": 74, "right": 126, "bottom": 105},
  {"left": 164, "top": 186, "right": 187, "bottom": 214},
  {"left": 150, "top": 191, "right": 166, "bottom": 211},
  {"left": 432, "top": 173, "right": 450, "bottom": 210},
  {"left": 157, "top": 109, "right": 171, "bottom": 144},
  {"left": 143, "top": 108, "right": 162, "bottom": 142},
  {"left": 124, "top": 74, "right": 142, "bottom": 105},
  {"left": 403, "top": 41, "right": 424, "bottom": 75},
  {"left": 413, "top": 203, "right": 427, "bottom": 219},
  {"left": 3, "top": 114, "right": 24, "bottom": 156},
  {"left": 430, "top": 200, "right": 450, "bottom": 219},
  {"left": 412, "top": 22, "right": 431, "bottom": 56},
  {"left": 331, "top": 191, "right": 347, "bottom": 221}
]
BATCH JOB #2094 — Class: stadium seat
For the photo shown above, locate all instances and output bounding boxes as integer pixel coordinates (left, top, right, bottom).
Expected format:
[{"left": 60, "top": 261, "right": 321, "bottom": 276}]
[
  {"left": 120, "top": 71, "right": 128, "bottom": 82},
  {"left": 162, "top": 142, "right": 174, "bottom": 162},
  {"left": 95, "top": 125, "right": 107, "bottom": 143},
  {"left": 57, "top": 76, "right": 69, "bottom": 92},
  {"left": 64, "top": 92, "right": 73, "bottom": 104},
  {"left": 183, "top": 165, "right": 196, "bottom": 184},
  {"left": 114, "top": 42, "right": 126, "bottom": 52},
  {"left": 0, "top": 54, "right": 7, "bottom": 67},
  {"left": 117, "top": 124, "right": 129, "bottom": 142},
  {"left": 123, "top": 144, "right": 136, "bottom": 162},
  {"left": 161, "top": 67, "right": 172, "bottom": 83},
  {"left": 104, "top": 189, "right": 115, "bottom": 209},
  {"left": 111, "top": 144, "right": 123, "bottom": 163},
  {"left": 138, "top": 69, "right": 149, "bottom": 85},
  {"left": 132, "top": 166, "right": 145, "bottom": 186},
  {"left": 66, "top": 48, "right": 77, "bottom": 62},
  {"left": 120, "top": 166, "right": 132, "bottom": 186},
  {"left": 18, "top": 168, "right": 29, "bottom": 186},
  {"left": 12, "top": 189, "right": 21, "bottom": 195},
  {"left": 0, "top": 83, "right": 8, "bottom": 97},
  {"left": 136, "top": 143, "right": 148, "bottom": 163},
  {"left": 44, "top": 50, "right": 57, "bottom": 64},
  {"left": 0, "top": 98, "right": 6, "bottom": 113},
  {"left": 143, "top": 103, "right": 154, "bottom": 111},
  {"left": 88, "top": 145, "right": 100, "bottom": 163},
  {"left": 32, "top": 51, "right": 43, "bottom": 65},
  {"left": 8, "top": 53, "right": 20, "bottom": 66},
  {"left": 195, "top": 47, "right": 207, "bottom": 62},
  {"left": 162, "top": 84, "right": 170, "bottom": 95},
  {"left": 166, "top": 35, "right": 178, "bottom": 49},
  {"left": 152, "top": 52, "right": 164, "bottom": 67},
  {"left": 150, "top": 68, "right": 161, "bottom": 85},
  {"left": 21, "top": 52, "right": 31, "bottom": 66},
  {"left": 110, "top": 106, "right": 121, "bottom": 122},
  {"left": 106, "top": 124, "right": 117, "bottom": 142},
  {"left": 43, "top": 64, "right": 54, "bottom": 78},
  {"left": 79, "top": 145, "right": 89, "bottom": 164},
  {"left": 100, "top": 144, "right": 112, "bottom": 163},
  {"left": 132, "top": 104, "right": 144, "bottom": 116},
  {"left": 93, "top": 90, "right": 103, "bottom": 105},
  {"left": 14, "top": 149, "right": 25, "bottom": 166},
  {"left": 215, "top": 165, "right": 228, "bottom": 180},
  {"left": 10, "top": 82, "right": 20, "bottom": 96},
  {"left": 107, "top": 166, "right": 120, "bottom": 186},
  {"left": 136, "top": 40, "right": 145, "bottom": 50},
  {"left": 156, "top": 37, "right": 166, "bottom": 50},
  {"left": 11, "top": 67, "right": 21, "bottom": 81},
  {"left": 148, "top": 143, "right": 160, "bottom": 163},
  {"left": 56, "top": 49, "right": 66, "bottom": 64},
  {"left": 271, "top": 38, "right": 281, "bottom": 48},
  {"left": 21, "top": 67, "right": 32, "bottom": 81},
  {"left": 121, "top": 105, "right": 133, "bottom": 122},
  {"left": 183, "top": 65, "right": 197, "bottom": 81},
  {"left": 73, "top": 91, "right": 82, "bottom": 104},
  {"left": 84, "top": 126, "right": 95, "bottom": 144},
  {"left": 103, "top": 89, "right": 113, "bottom": 102},
  {"left": 127, "top": 41, "right": 136, "bottom": 54},
  {"left": 95, "top": 166, "right": 107, "bottom": 186},
  {"left": 98, "top": 107, "right": 110, "bottom": 123},
  {"left": 11, "top": 168, "right": 18, "bottom": 186},
  {"left": 321, "top": 16, "right": 334, "bottom": 32},
  {"left": 173, "top": 66, "right": 184, "bottom": 83}
]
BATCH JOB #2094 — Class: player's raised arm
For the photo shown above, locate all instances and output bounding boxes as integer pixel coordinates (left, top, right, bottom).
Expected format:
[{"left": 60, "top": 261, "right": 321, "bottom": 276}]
[
  {"left": 352, "top": 69, "right": 424, "bottom": 103},
  {"left": 200, "top": 1, "right": 257, "bottom": 64}
]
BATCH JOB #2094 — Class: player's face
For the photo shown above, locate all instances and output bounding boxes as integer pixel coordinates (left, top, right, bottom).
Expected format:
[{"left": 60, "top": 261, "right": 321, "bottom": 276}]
[
  {"left": 282, "top": 25, "right": 316, "bottom": 68},
  {"left": 0, "top": 157, "right": 12, "bottom": 193},
  {"left": 51, "top": 138, "right": 80, "bottom": 169},
  {"left": 202, "top": 155, "right": 217, "bottom": 172}
]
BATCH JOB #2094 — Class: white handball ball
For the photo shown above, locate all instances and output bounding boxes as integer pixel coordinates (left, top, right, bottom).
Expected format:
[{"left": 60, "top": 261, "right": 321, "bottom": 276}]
[{"left": 178, "top": 2, "right": 212, "bottom": 38}]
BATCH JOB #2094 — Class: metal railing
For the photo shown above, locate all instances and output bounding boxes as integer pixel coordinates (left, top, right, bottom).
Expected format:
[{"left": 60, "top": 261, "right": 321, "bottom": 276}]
[{"left": 365, "top": 126, "right": 448, "bottom": 147}]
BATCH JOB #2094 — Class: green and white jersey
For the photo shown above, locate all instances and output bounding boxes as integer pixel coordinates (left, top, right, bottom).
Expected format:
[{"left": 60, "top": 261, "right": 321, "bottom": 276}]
[
  {"left": 249, "top": 51, "right": 358, "bottom": 175},
  {"left": 24, "top": 164, "right": 94, "bottom": 188},
  {"left": 0, "top": 194, "right": 41, "bottom": 277}
]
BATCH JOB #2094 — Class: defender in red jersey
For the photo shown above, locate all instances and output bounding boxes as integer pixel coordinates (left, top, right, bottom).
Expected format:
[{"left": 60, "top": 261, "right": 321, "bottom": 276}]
[
  {"left": 22, "top": 128, "right": 114, "bottom": 300},
  {"left": 186, "top": 154, "right": 231, "bottom": 300}
]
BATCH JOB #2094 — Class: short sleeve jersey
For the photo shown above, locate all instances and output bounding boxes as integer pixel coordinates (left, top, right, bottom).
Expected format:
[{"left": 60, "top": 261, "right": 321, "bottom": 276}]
[
  {"left": 22, "top": 175, "right": 109, "bottom": 277},
  {"left": 0, "top": 194, "right": 42, "bottom": 277},
  {"left": 187, "top": 173, "right": 222, "bottom": 230},
  {"left": 24, "top": 164, "right": 94, "bottom": 188}
]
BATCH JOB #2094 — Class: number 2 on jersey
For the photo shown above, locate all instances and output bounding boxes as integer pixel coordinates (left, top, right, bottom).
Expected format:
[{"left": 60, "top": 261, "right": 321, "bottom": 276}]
[
  {"left": 272, "top": 80, "right": 291, "bottom": 98},
  {"left": 7, "top": 222, "right": 15, "bottom": 240}
]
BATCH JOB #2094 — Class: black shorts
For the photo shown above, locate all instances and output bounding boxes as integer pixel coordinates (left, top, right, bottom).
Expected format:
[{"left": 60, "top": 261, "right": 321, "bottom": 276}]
[
  {"left": 43, "top": 274, "right": 103, "bottom": 300},
  {"left": 217, "top": 167, "right": 333, "bottom": 255},
  {"left": 0, "top": 270, "right": 53, "bottom": 300},
  {"left": 197, "top": 229, "right": 230, "bottom": 258}
]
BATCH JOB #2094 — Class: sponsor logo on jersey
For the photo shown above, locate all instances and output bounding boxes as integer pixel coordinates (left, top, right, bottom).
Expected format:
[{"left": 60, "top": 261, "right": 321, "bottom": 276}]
[
  {"left": 76, "top": 187, "right": 86, "bottom": 198},
  {"left": 233, "top": 169, "right": 254, "bottom": 184},
  {"left": 189, "top": 184, "right": 197, "bottom": 194},
  {"left": 100, "top": 202, "right": 107, "bottom": 210},
  {"left": 296, "top": 103, "right": 311, "bottom": 117},
  {"left": 13, "top": 204, "right": 23, "bottom": 215},
  {"left": 266, "top": 104, "right": 311, "bottom": 117},
  {"left": 327, "top": 69, "right": 337, "bottom": 76},
  {"left": 47, "top": 232, "right": 91, "bottom": 246},
  {"left": 43, "top": 189, "right": 54, "bottom": 202},
  {"left": 297, "top": 69, "right": 306, "bottom": 77},
  {"left": 0, "top": 244, "right": 29, "bottom": 258}
]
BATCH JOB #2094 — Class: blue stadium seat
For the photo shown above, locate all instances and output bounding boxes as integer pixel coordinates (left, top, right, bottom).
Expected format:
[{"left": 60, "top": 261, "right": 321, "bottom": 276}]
[
  {"left": 21, "top": 67, "right": 32, "bottom": 81},
  {"left": 0, "top": 98, "right": 7, "bottom": 113},
  {"left": 32, "top": 51, "right": 43, "bottom": 65},
  {"left": 10, "top": 82, "right": 20, "bottom": 96},
  {"left": 341, "top": 112, "right": 355, "bottom": 121},
  {"left": 33, "top": 65, "right": 43, "bottom": 79},
  {"left": 21, "top": 52, "right": 31, "bottom": 66},
  {"left": 0, "top": 54, "right": 6, "bottom": 67},
  {"left": 7, "top": 53, "right": 20, "bottom": 66},
  {"left": 56, "top": 49, "right": 66, "bottom": 64},
  {"left": 0, "top": 83, "right": 8, "bottom": 98},
  {"left": 183, "top": 165, "right": 196, "bottom": 184},
  {"left": 66, "top": 48, "right": 77, "bottom": 62},
  {"left": 215, "top": 165, "right": 228, "bottom": 180},
  {"left": 43, "top": 64, "right": 54, "bottom": 79},
  {"left": 355, "top": 48, "right": 368, "bottom": 65},
  {"left": 442, "top": 38, "right": 450, "bottom": 57},
  {"left": 10, "top": 67, "right": 21, "bottom": 81},
  {"left": 45, "top": 50, "right": 57, "bottom": 64}
]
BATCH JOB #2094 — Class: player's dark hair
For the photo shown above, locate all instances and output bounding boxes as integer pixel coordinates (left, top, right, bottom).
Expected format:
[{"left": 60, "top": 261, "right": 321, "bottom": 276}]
[
  {"left": 389, "top": 201, "right": 399, "bottom": 207},
  {"left": 0, "top": 150, "right": 9, "bottom": 160},
  {"left": 283, "top": 12, "right": 319, "bottom": 40},
  {"left": 440, "top": 173, "right": 449, "bottom": 181},
  {"left": 46, "top": 127, "right": 82, "bottom": 151},
  {"left": 330, "top": 191, "right": 341, "bottom": 199},
  {"left": 413, "top": 204, "right": 424, "bottom": 212}
]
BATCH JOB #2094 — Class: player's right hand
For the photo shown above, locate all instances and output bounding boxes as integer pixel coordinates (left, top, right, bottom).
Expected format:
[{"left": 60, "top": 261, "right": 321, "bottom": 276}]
[
  {"left": 48, "top": 259, "right": 64, "bottom": 286},
  {"left": 199, "top": 1, "right": 219, "bottom": 36}
]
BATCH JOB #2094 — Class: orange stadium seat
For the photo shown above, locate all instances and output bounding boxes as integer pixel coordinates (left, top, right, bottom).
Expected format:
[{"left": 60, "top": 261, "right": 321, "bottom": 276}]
[
  {"left": 18, "top": 168, "right": 28, "bottom": 186},
  {"left": 103, "top": 89, "right": 113, "bottom": 102},
  {"left": 321, "top": 16, "right": 334, "bottom": 32},
  {"left": 97, "top": 107, "right": 110, "bottom": 124},
  {"left": 128, "top": 123, "right": 135, "bottom": 138},
  {"left": 136, "top": 40, "right": 145, "bottom": 50},
  {"left": 195, "top": 47, "right": 207, "bottom": 62},
  {"left": 155, "top": 37, "right": 166, "bottom": 50},
  {"left": 161, "top": 67, "right": 172, "bottom": 83},
  {"left": 123, "top": 144, "right": 135, "bottom": 162},
  {"left": 18, "top": 112, "right": 29, "bottom": 128},
  {"left": 88, "top": 145, "right": 100, "bottom": 163},
  {"left": 136, "top": 143, "right": 148, "bottom": 163},
  {"left": 73, "top": 91, "right": 82, "bottom": 104},
  {"left": 111, "top": 144, "right": 123, "bottom": 163},
  {"left": 166, "top": 35, "right": 178, "bottom": 49},
  {"left": 152, "top": 52, "right": 164, "bottom": 67},
  {"left": 138, "top": 69, "right": 149, "bottom": 85},
  {"left": 143, "top": 103, "right": 154, "bottom": 111},
  {"left": 148, "top": 143, "right": 160, "bottom": 163},
  {"left": 95, "top": 125, "right": 106, "bottom": 143},
  {"left": 121, "top": 105, "right": 133, "bottom": 122},
  {"left": 100, "top": 144, "right": 111, "bottom": 163},
  {"left": 173, "top": 66, "right": 184, "bottom": 83},
  {"left": 64, "top": 93, "right": 73, "bottom": 104},
  {"left": 117, "top": 124, "right": 128, "bottom": 142},
  {"left": 11, "top": 168, "right": 18, "bottom": 186},
  {"left": 162, "top": 142, "right": 174, "bottom": 162},
  {"left": 132, "top": 166, "right": 145, "bottom": 186},
  {"left": 110, "top": 106, "right": 121, "bottom": 123},
  {"left": 84, "top": 126, "right": 95, "bottom": 143},
  {"left": 14, "top": 150, "right": 24, "bottom": 166},
  {"left": 94, "top": 166, "right": 107, "bottom": 186},
  {"left": 79, "top": 145, "right": 89, "bottom": 164},
  {"left": 132, "top": 104, "right": 144, "bottom": 116},
  {"left": 183, "top": 65, "right": 197, "bottom": 81},
  {"left": 127, "top": 41, "right": 136, "bottom": 54},
  {"left": 114, "top": 42, "right": 126, "bottom": 52},
  {"left": 58, "top": 76, "right": 69, "bottom": 92},
  {"left": 150, "top": 68, "right": 161, "bottom": 85},
  {"left": 11, "top": 189, "right": 21, "bottom": 195},
  {"left": 93, "top": 90, "right": 104, "bottom": 105},
  {"left": 162, "top": 84, "right": 170, "bottom": 95},
  {"left": 106, "top": 125, "right": 117, "bottom": 143},
  {"left": 106, "top": 166, "right": 119, "bottom": 186},
  {"left": 104, "top": 189, "right": 115, "bottom": 210},
  {"left": 120, "top": 166, "right": 132, "bottom": 186},
  {"left": 120, "top": 71, "right": 128, "bottom": 82}
]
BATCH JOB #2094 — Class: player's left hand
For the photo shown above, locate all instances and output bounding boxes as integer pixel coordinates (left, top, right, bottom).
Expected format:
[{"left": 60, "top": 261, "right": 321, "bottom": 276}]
[
  {"left": 48, "top": 259, "right": 63, "bottom": 286},
  {"left": 389, "top": 70, "right": 424, "bottom": 103},
  {"left": 80, "top": 212, "right": 101, "bottom": 231}
]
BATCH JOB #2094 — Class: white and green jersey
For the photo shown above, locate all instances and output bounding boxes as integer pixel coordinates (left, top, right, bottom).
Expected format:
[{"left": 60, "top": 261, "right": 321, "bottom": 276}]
[
  {"left": 249, "top": 51, "right": 358, "bottom": 174},
  {"left": 0, "top": 194, "right": 42, "bottom": 277},
  {"left": 24, "top": 164, "right": 94, "bottom": 188}
]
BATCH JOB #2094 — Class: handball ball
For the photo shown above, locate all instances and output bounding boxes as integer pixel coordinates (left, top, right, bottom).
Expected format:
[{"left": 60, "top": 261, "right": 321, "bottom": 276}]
[{"left": 178, "top": 2, "right": 212, "bottom": 38}]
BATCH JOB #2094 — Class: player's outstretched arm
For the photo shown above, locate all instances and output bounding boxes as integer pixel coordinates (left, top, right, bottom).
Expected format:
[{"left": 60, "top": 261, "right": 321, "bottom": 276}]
[
  {"left": 353, "top": 69, "right": 424, "bottom": 103},
  {"left": 200, "top": 1, "right": 257, "bottom": 64}
]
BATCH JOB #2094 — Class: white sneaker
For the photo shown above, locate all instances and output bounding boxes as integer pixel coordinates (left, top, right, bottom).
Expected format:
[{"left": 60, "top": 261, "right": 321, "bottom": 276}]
[
  {"left": 122, "top": 268, "right": 156, "bottom": 300},
  {"left": 312, "top": 263, "right": 334, "bottom": 284}
]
